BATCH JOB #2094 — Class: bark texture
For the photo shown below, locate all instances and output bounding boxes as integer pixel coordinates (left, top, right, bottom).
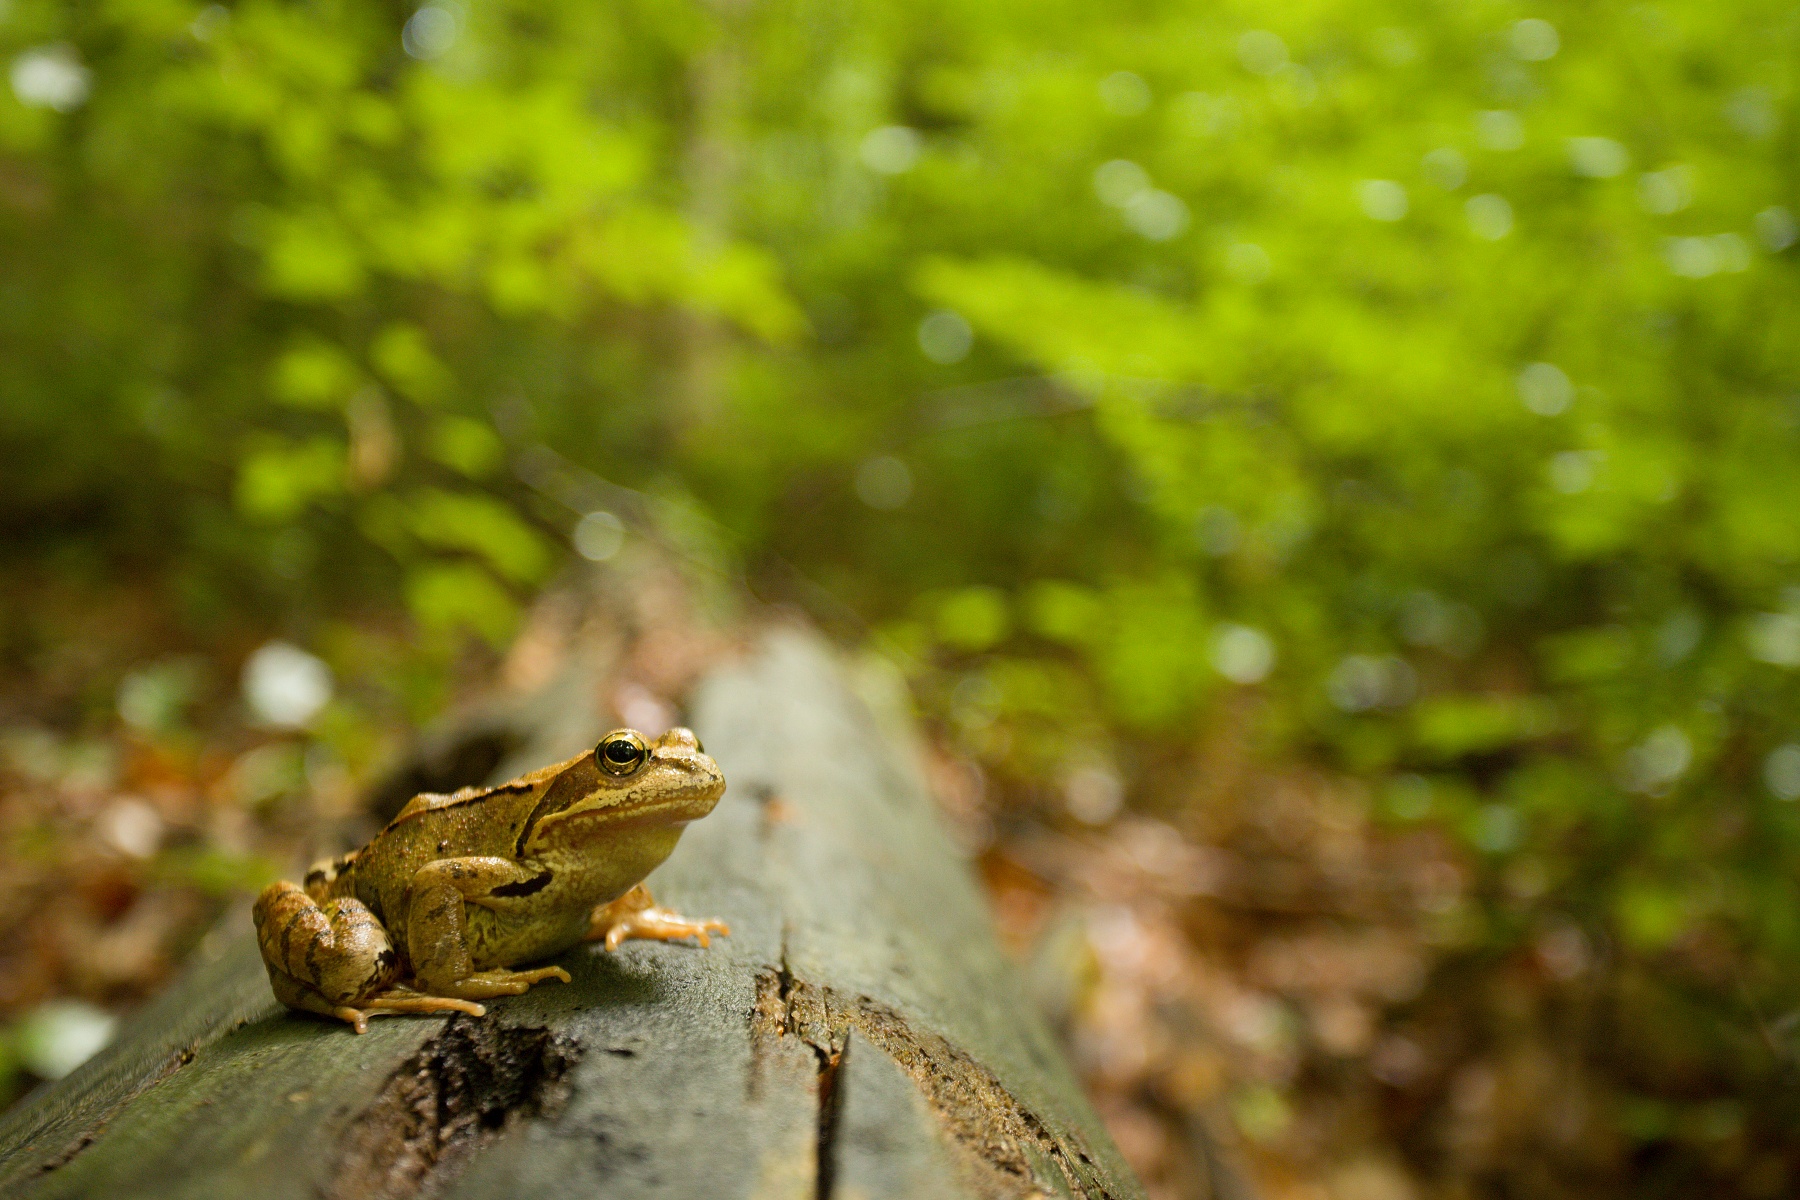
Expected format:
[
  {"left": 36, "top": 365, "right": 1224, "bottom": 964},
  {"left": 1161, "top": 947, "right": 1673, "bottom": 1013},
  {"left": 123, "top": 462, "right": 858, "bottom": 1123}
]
[{"left": 0, "top": 628, "right": 1146, "bottom": 1200}]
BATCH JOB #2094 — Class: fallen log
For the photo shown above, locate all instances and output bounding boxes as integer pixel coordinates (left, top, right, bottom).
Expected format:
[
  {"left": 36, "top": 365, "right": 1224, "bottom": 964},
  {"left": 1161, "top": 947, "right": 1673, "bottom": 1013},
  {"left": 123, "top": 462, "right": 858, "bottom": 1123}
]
[{"left": 0, "top": 627, "right": 1148, "bottom": 1200}]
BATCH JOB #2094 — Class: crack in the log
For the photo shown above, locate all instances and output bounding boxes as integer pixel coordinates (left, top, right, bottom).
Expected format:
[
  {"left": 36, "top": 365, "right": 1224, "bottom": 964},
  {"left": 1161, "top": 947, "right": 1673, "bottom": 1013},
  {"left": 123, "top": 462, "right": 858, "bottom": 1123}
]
[
  {"left": 812, "top": 1027, "right": 844, "bottom": 1200},
  {"left": 750, "top": 966, "right": 1122, "bottom": 1200},
  {"left": 754, "top": 939, "right": 848, "bottom": 1197},
  {"left": 327, "top": 1013, "right": 581, "bottom": 1200}
]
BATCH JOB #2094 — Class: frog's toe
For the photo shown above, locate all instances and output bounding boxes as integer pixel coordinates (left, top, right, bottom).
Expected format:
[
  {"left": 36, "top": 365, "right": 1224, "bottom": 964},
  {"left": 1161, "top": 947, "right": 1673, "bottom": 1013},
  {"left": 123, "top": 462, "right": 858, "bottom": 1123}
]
[
  {"left": 331, "top": 1006, "right": 371, "bottom": 1034},
  {"left": 429, "top": 978, "right": 524, "bottom": 1000},
  {"left": 516, "top": 965, "right": 573, "bottom": 986},
  {"left": 361, "top": 992, "right": 487, "bottom": 1019},
  {"left": 600, "top": 907, "right": 731, "bottom": 951},
  {"left": 425, "top": 968, "right": 567, "bottom": 1000}
]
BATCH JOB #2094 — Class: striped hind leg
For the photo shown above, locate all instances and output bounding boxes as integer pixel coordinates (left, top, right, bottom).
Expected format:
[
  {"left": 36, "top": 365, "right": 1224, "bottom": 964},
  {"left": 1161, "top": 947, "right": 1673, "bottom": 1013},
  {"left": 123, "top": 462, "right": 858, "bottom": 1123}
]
[{"left": 252, "top": 881, "right": 483, "bottom": 1032}]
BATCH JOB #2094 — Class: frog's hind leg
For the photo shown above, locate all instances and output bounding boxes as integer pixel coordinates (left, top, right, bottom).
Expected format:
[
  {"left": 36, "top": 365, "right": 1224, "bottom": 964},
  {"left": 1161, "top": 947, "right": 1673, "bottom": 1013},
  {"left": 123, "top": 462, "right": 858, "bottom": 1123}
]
[
  {"left": 254, "top": 880, "right": 484, "bottom": 1033},
  {"left": 585, "top": 883, "right": 731, "bottom": 951}
]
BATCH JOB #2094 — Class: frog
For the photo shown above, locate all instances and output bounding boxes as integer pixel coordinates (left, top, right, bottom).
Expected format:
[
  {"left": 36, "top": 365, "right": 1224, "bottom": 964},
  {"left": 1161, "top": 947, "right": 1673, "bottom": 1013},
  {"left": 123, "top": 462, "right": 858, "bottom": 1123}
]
[{"left": 252, "top": 726, "right": 730, "bottom": 1033}]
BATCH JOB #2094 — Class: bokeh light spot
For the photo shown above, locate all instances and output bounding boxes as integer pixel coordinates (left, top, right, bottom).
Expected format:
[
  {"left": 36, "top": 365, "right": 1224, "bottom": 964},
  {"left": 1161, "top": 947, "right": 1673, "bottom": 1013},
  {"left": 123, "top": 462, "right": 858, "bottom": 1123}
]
[
  {"left": 918, "top": 310, "right": 973, "bottom": 363},
  {"left": 854, "top": 455, "right": 913, "bottom": 510},
  {"left": 402, "top": 5, "right": 459, "bottom": 59},
  {"left": 1726, "top": 87, "right": 1777, "bottom": 140},
  {"left": 1093, "top": 159, "right": 1149, "bottom": 207},
  {"left": 860, "top": 125, "right": 921, "bottom": 174},
  {"left": 1663, "top": 235, "right": 1749, "bottom": 278},
  {"left": 1329, "top": 654, "right": 1416, "bottom": 712},
  {"left": 1064, "top": 763, "right": 1125, "bottom": 824},
  {"left": 1472, "top": 804, "right": 1521, "bottom": 853},
  {"left": 1509, "top": 19, "right": 1560, "bottom": 61},
  {"left": 1466, "top": 193, "right": 1514, "bottom": 239},
  {"left": 10, "top": 45, "right": 89, "bottom": 112},
  {"left": 1746, "top": 612, "right": 1800, "bottom": 666},
  {"left": 243, "top": 641, "right": 334, "bottom": 727},
  {"left": 1764, "top": 744, "right": 1800, "bottom": 800},
  {"left": 1358, "top": 180, "right": 1408, "bottom": 221},
  {"left": 1517, "top": 362, "right": 1572, "bottom": 415},
  {"left": 1125, "top": 189, "right": 1189, "bottom": 240},
  {"left": 1637, "top": 166, "right": 1693, "bottom": 214},
  {"left": 573, "top": 510, "right": 625, "bottom": 561},
  {"left": 1423, "top": 147, "right": 1467, "bottom": 190},
  {"left": 1755, "top": 206, "right": 1797, "bottom": 252},
  {"left": 1237, "top": 30, "right": 1289, "bottom": 76},
  {"left": 1476, "top": 110, "right": 1524, "bottom": 151},
  {"left": 1568, "top": 137, "right": 1629, "bottom": 178},
  {"left": 1621, "top": 726, "right": 1692, "bottom": 794},
  {"left": 1548, "top": 450, "right": 1596, "bottom": 494},
  {"left": 1211, "top": 624, "right": 1275, "bottom": 684},
  {"left": 1098, "top": 70, "right": 1151, "bottom": 116},
  {"left": 17, "top": 1001, "right": 115, "bottom": 1080}
]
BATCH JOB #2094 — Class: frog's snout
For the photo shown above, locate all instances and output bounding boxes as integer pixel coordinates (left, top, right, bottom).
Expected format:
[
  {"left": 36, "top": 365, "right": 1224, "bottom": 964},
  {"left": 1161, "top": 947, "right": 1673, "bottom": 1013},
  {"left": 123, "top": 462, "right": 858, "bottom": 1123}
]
[{"left": 655, "top": 726, "right": 726, "bottom": 807}]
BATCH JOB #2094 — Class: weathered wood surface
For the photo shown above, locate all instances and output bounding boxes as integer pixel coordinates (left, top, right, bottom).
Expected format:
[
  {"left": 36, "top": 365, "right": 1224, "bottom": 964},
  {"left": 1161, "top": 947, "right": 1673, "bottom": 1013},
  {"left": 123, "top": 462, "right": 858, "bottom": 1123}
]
[{"left": 0, "top": 628, "right": 1146, "bottom": 1200}]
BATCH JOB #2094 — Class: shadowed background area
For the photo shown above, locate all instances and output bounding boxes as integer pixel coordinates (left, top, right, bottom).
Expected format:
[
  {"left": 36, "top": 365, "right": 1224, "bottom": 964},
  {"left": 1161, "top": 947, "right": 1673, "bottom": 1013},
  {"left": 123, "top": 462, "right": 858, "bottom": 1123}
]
[{"left": 0, "top": 0, "right": 1796, "bottom": 1197}]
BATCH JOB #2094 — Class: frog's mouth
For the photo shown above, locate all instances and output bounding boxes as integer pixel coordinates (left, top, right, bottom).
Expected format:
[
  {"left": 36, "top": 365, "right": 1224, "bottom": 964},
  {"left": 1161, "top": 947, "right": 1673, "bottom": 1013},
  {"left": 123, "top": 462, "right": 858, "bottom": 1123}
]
[{"left": 566, "top": 785, "right": 725, "bottom": 830}]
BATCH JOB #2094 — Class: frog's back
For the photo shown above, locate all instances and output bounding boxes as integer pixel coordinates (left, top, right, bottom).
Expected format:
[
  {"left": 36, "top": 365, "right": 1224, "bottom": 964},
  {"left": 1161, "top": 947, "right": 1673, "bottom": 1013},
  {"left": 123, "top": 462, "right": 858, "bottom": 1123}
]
[{"left": 317, "top": 765, "right": 565, "bottom": 924}]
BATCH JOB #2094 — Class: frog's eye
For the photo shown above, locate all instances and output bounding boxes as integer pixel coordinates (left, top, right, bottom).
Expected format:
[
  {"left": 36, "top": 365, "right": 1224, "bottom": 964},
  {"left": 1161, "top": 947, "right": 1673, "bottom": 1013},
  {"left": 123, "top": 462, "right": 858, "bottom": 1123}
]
[{"left": 596, "top": 730, "right": 648, "bottom": 777}]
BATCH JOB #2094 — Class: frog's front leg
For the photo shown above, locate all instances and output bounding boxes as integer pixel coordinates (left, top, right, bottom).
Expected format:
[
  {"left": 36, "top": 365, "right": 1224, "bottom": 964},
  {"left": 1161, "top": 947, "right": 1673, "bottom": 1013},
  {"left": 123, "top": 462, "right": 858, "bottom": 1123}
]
[
  {"left": 252, "top": 880, "right": 483, "bottom": 1033},
  {"left": 405, "top": 857, "right": 575, "bottom": 1000},
  {"left": 585, "top": 883, "right": 731, "bottom": 951}
]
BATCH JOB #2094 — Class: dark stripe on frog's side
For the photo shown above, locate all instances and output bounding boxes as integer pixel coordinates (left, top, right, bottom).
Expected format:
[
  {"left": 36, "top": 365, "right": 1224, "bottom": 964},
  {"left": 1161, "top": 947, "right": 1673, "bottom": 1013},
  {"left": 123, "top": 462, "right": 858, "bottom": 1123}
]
[
  {"left": 513, "top": 754, "right": 605, "bottom": 856},
  {"left": 381, "top": 779, "right": 539, "bottom": 833},
  {"left": 360, "top": 941, "right": 399, "bottom": 994},
  {"left": 489, "top": 868, "right": 554, "bottom": 897},
  {"left": 305, "top": 926, "right": 323, "bottom": 987},
  {"left": 277, "top": 909, "right": 300, "bottom": 962},
  {"left": 279, "top": 907, "right": 312, "bottom": 974}
]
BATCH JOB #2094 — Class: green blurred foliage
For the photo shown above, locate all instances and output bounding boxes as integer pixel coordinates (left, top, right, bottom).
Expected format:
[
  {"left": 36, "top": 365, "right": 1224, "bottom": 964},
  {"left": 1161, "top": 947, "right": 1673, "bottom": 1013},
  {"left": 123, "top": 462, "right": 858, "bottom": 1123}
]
[{"left": 2, "top": 0, "right": 1799, "bottom": 1187}]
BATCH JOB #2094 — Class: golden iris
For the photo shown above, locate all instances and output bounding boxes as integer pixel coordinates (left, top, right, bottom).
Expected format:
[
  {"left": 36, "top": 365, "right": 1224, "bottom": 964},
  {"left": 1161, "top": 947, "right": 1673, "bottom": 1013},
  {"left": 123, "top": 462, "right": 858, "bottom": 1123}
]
[{"left": 596, "top": 730, "right": 648, "bottom": 776}]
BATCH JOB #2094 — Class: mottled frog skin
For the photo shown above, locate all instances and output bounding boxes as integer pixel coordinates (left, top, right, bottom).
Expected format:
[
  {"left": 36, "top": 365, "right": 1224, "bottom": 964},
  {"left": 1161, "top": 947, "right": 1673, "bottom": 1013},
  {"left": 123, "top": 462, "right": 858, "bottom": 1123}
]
[{"left": 253, "top": 727, "right": 729, "bottom": 1032}]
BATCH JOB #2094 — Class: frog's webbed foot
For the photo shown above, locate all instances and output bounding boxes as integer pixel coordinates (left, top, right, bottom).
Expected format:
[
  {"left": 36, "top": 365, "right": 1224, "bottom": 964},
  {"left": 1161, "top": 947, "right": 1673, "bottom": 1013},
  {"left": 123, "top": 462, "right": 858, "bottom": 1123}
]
[
  {"left": 586, "top": 884, "right": 731, "bottom": 951},
  {"left": 424, "top": 966, "right": 573, "bottom": 1001}
]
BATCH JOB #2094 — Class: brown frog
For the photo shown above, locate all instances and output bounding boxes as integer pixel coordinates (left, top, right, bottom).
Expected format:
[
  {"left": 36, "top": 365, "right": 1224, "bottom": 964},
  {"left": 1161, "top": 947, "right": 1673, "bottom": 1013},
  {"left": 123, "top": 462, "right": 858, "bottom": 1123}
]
[{"left": 253, "top": 727, "right": 729, "bottom": 1032}]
